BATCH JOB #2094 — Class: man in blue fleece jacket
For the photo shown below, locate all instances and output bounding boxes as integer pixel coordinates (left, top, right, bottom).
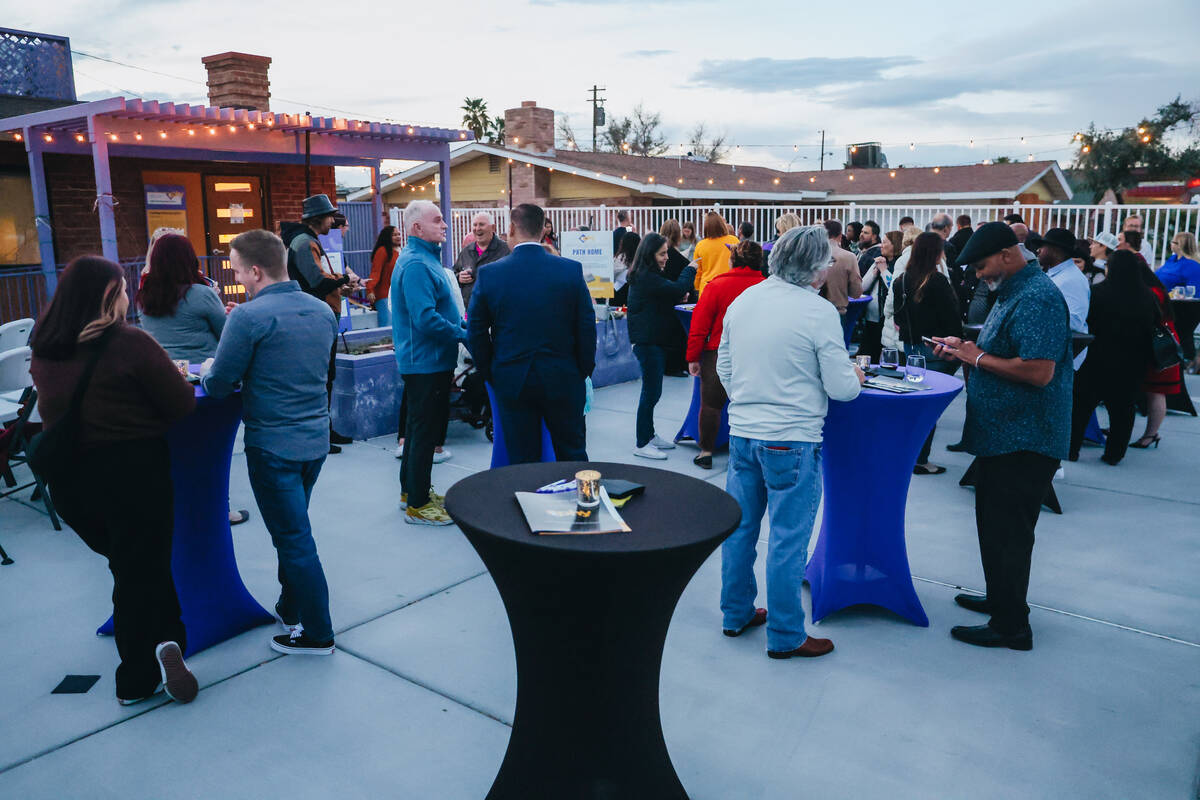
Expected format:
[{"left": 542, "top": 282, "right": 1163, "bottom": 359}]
[{"left": 390, "top": 200, "right": 468, "bottom": 525}]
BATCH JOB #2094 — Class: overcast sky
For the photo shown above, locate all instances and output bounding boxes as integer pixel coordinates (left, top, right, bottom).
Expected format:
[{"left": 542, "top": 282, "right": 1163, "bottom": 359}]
[{"left": 9, "top": 0, "right": 1200, "bottom": 181}]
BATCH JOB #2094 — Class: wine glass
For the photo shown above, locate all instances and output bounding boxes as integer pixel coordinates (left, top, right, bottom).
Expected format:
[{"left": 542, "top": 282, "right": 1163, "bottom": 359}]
[
  {"left": 905, "top": 354, "right": 926, "bottom": 383},
  {"left": 881, "top": 348, "right": 899, "bottom": 371},
  {"left": 1186, "top": 285, "right": 1197, "bottom": 299}
]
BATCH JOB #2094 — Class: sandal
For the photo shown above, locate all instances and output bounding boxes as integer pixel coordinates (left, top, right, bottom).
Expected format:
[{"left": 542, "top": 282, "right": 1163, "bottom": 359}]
[
  {"left": 693, "top": 454, "right": 713, "bottom": 469},
  {"left": 229, "top": 509, "right": 251, "bottom": 526},
  {"left": 912, "top": 464, "right": 946, "bottom": 475}
]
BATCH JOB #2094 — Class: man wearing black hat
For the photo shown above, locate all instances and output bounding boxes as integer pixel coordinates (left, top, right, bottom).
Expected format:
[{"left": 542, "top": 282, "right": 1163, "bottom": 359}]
[
  {"left": 281, "top": 194, "right": 362, "bottom": 453},
  {"left": 1029, "top": 227, "right": 1090, "bottom": 369},
  {"left": 931, "top": 222, "right": 1072, "bottom": 651}
]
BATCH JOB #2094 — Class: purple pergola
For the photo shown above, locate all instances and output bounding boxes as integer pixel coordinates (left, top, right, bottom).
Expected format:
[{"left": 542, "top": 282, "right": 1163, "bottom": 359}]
[{"left": 0, "top": 97, "right": 473, "bottom": 292}]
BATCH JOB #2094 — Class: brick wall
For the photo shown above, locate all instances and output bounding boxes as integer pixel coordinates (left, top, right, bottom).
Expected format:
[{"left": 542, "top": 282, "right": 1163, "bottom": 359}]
[
  {"left": 43, "top": 154, "right": 334, "bottom": 263},
  {"left": 504, "top": 101, "right": 555, "bottom": 155}
]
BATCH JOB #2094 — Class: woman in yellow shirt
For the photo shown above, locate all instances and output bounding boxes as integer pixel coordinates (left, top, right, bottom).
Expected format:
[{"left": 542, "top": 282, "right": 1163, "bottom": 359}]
[{"left": 692, "top": 211, "right": 740, "bottom": 295}]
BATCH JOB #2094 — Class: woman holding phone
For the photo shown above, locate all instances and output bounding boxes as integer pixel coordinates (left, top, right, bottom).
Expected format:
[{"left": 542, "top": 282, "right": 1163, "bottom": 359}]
[{"left": 892, "top": 232, "right": 961, "bottom": 475}]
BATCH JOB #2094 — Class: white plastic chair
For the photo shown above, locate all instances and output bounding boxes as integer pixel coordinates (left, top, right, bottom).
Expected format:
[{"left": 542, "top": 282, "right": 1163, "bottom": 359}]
[
  {"left": 0, "top": 347, "right": 32, "bottom": 422},
  {"left": 0, "top": 318, "right": 34, "bottom": 353}
]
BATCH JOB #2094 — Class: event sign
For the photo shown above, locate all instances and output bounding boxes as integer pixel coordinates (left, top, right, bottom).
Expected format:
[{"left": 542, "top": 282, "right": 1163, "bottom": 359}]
[
  {"left": 560, "top": 230, "right": 614, "bottom": 299},
  {"left": 144, "top": 185, "right": 187, "bottom": 241}
]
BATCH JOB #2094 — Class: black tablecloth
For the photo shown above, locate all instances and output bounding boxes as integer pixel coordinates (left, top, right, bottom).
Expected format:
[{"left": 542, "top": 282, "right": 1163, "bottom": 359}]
[{"left": 445, "top": 462, "right": 742, "bottom": 800}]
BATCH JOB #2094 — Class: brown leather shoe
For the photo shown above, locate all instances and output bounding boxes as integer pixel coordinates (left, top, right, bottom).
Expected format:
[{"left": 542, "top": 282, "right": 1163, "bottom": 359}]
[
  {"left": 767, "top": 636, "right": 834, "bottom": 659},
  {"left": 723, "top": 608, "right": 767, "bottom": 637}
]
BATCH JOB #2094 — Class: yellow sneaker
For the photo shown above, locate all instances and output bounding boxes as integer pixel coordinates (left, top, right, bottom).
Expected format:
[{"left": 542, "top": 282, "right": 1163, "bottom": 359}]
[
  {"left": 405, "top": 501, "right": 453, "bottom": 526},
  {"left": 400, "top": 491, "right": 444, "bottom": 509}
]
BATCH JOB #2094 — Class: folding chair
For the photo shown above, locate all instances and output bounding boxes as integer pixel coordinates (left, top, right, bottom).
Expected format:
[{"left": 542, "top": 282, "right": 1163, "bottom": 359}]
[{"left": 0, "top": 318, "right": 33, "bottom": 354}]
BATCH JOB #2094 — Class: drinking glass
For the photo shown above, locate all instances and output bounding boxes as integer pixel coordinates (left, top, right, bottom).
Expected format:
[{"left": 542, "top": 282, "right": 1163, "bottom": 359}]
[
  {"left": 1186, "top": 285, "right": 1197, "bottom": 299},
  {"left": 905, "top": 354, "right": 926, "bottom": 383},
  {"left": 881, "top": 348, "right": 899, "bottom": 370},
  {"left": 855, "top": 354, "right": 871, "bottom": 370}
]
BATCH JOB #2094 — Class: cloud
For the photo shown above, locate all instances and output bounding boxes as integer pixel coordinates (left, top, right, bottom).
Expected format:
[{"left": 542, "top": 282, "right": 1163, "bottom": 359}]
[
  {"left": 689, "top": 56, "right": 919, "bottom": 93},
  {"left": 625, "top": 49, "right": 674, "bottom": 58}
]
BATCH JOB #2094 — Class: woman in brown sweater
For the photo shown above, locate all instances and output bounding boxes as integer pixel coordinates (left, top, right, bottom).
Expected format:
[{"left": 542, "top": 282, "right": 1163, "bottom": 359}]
[{"left": 30, "top": 256, "right": 199, "bottom": 706}]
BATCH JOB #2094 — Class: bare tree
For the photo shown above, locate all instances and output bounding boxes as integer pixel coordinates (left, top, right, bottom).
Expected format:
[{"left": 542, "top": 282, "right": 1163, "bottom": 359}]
[
  {"left": 601, "top": 104, "right": 668, "bottom": 156},
  {"left": 556, "top": 114, "right": 580, "bottom": 150},
  {"left": 687, "top": 122, "right": 730, "bottom": 163}
]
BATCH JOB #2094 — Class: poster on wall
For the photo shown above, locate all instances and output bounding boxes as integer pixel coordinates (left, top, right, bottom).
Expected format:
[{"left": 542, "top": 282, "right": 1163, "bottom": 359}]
[
  {"left": 559, "top": 230, "right": 614, "bottom": 299},
  {"left": 144, "top": 185, "right": 187, "bottom": 242}
]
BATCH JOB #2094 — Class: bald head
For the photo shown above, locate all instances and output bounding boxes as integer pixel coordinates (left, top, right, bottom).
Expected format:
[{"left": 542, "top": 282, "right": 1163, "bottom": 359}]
[
  {"left": 1009, "top": 223, "right": 1029, "bottom": 242},
  {"left": 403, "top": 200, "right": 446, "bottom": 244}
]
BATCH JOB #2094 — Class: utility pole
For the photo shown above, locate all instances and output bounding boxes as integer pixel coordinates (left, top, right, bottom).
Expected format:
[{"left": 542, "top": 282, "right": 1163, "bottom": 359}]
[
  {"left": 819, "top": 129, "right": 825, "bottom": 171},
  {"left": 588, "top": 85, "right": 606, "bottom": 152}
]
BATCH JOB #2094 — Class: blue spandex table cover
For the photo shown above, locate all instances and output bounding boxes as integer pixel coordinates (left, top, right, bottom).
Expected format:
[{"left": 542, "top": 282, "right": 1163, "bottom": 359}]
[
  {"left": 485, "top": 382, "right": 556, "bottom": 469},
  {"left": 842, "top": 295, "right": 872, "bottom": 347},
  {"left": 673, "top": 304, "right": 729, "bottom": 449},
  {"left": 805, "top": 369, "right": 963, "bottom": 627},
  {"left": 98, "top": 386, "right": 272, "bottom": 655}
]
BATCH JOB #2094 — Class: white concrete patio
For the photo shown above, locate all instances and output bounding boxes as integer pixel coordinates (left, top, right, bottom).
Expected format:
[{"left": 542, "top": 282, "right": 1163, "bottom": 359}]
[{"left": 1, "top": 374, "right": 1198, "bottom": 799}]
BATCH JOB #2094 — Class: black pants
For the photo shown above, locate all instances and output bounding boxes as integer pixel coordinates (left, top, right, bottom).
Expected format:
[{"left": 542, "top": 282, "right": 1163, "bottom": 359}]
[
  {"left": 50, "top": 437, "right": 185, "bottom": 698},
  {"left": 698, "top": 350, "right": 728, "bottom": 453},
  {"left": 1070, "top": 370, "right": 1136, "bottom": 464},
  {"left": 495, "top": 364, "right": 588, "bottom": 464},
  {"left": 400, "top": 371, "right": 451, "bottom": 508},
  {"left": 973, "top": 451, "right": 1059, "bottom": 634},
  {"left": 396, "top": 386, "right": 447, "bottom": 446}
]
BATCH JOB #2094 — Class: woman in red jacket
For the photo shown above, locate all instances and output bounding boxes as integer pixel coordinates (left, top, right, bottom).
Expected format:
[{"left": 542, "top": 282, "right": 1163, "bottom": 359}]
[{"left": 685, "top": 240, "right": 766, "bottom": 468}]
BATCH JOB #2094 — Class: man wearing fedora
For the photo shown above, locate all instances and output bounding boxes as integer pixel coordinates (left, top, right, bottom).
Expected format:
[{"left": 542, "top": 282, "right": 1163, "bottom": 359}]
[
  {"left": 1029, "top": 227, "right": 1090, "bottom": 369},
  {"left": 282, "top": 194, "right": 361, "bottom": 453}
]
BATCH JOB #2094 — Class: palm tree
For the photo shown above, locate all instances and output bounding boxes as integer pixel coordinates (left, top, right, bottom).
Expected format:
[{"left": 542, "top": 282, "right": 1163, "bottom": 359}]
[
  {"left": 461, "top": 98, "right": 490, "bottom": 142},
  {"left": 489, "top": 115, "right": 505, "bottom": 145}
]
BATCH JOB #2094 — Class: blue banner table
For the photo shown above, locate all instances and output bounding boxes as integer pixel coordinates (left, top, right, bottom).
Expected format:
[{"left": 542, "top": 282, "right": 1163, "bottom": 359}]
[
  {"left": 805, "top": 370, "right": 963, "bottom": 626},
  {"left": 98, "top": 384, "right": 272, "bottom": 655},
  {"left": 445, "top": 461, "right": 742, "bottom": 800},
  {"left": 842, "top": 294, "right": 872, "bottom": 347}
]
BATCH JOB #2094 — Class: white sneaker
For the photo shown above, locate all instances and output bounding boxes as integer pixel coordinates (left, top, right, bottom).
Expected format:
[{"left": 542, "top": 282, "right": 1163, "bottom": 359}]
[
  {"left": 432, "top": 447, "right": 452, "bottom": 463},
  {"left": 634, "top": 444, "right": 668, "bottom": 460},
  {"left": 650, "top": 435, "right": 676, "bottom": 450},
  {"left": 394, "top": 444, "right": 404, "bottom": 459}
]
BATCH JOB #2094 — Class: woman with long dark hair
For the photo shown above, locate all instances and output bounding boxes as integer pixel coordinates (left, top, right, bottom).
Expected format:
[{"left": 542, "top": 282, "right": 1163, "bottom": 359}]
[
  {"left": 1069, "top": 250, "right": 1157, "bottom": 464},
  {"left": 1132, "top": 256, "right": 1182, "bottom": 448},
  {"left": 626, "top": 232, "right": 696, "bottom": 459},
  {"left": 30, "top": 257, "right": 199, "bottom": 706},
  {"left": 137, "top": 234, "right": 226, "bottom": 363},
  {"left": 366, "top": 225, "right": 402, "bottom": 327},
  {"left": 612, "top": 230, "right": 640, "bottom": 306},
  {"left": 893, "top": 231, "right": 961, "bottom": 475}
]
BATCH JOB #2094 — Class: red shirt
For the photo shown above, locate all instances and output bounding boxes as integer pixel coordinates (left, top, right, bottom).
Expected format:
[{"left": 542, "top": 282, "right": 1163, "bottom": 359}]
[{"left": 685, "top": 267, "right": 765, "bottom": 361}]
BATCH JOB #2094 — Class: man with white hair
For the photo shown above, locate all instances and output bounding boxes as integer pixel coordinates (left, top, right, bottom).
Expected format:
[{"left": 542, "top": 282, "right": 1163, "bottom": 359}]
[
  {"left": 717, "top": 225, "right": 865, "bottom": 660},
  {"left": 391, "top": 200, "right": 468, "bottom": 525},
  {"left": 453, "top": 211, "right": 510, "bottom": 306}
]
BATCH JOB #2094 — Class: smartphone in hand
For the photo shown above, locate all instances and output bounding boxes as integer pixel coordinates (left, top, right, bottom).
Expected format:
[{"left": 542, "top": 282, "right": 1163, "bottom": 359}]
[{"left": 924, "top": 336, "right": 955, "bottom": 351}]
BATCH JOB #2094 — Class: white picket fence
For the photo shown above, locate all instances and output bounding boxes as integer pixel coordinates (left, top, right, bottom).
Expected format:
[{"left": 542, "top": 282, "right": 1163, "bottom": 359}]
[{"left": 428, "top": 202, "right": 1200, "bottom": 267}]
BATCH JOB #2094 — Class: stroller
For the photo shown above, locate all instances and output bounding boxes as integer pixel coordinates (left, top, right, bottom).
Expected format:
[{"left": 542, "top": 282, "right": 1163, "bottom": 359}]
[{"left": 448, "top": 357, "right": 493, "bottom": 440}]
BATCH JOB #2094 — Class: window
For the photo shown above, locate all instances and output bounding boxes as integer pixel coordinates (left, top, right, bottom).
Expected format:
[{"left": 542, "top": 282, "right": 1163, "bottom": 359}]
[
  {"left": 0, "top": 173, "right": 40, "bottom": 266},
  {"left": 488, "top": 155, "right": 501, "bottom": 174}
]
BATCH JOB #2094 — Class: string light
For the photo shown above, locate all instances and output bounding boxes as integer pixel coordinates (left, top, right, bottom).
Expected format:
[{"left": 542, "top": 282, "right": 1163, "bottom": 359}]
[
  {"left": 266, "top": 118, "right": 274, "bottom": 126},
  {"left": 969, "top": 139, "right": 974, "bottom": 147},
  {"left": 159, "top": 131, "right": 167, "bottom": 139},
  {"left": 75, "top": 133, "right": 85, "bottom": 142},
  {"left": 42, "top": 133, "right": 52, "bottom": 143},
  {"left": 228, "top": 125, "right": 236, "bottom": 133},
  {"left": 248, "top": 123, "right": 255, "bottom": 130},
  {"left": 1020, "top": 136, "right": 1027, "bottom": 144},
  {"left": 847, "top": 174, "right": 854, "bottom": 181},
  {"left": 677, "top": 177, "right": 684, "bottom": 184},
  {"left": 1141, "top": 134, "right": 1151, "bottom": 143},
  {"left": 109, "top": 133, "right": 118, "bottom": 141},
  {"left": 707, "top": 178, "right": 713, "bottom": 185},
  {"left": 1073, "top": 132, "right": 1082, "bottom": 141},
  {"left": 809, "top": 176, "right": 816, "bottom": 182},
  {"left": 208, "top": 127, "right": 216, "bottom": 135},
  {"left": 933, "top": 167, "right": 940, "bottom": 173},
  {"left": 134, "top": 133, "right": 143, "bottom": 141},
  {"left": 187, "top": 129, "right": 196, "bottom": 136},
  {"left": 850, "top": 145, "right": 858, "bottom": 154},
  {"left": 1027, "top": 153, "right": 1034, "bottom": 161},
  {"left": 648, "top": 176, "right": 655, "bottom": 183},
  {"left": 909, "top": 142, "right": 915, "bottom": 150},
  {"left": 1082, "top": 145, "right": 1091, "bottom": 153},
  {"left": 889, "top": 170, "right": 896, "bottom": 177},
  {"left": 737, "top": 177, "right": 744, "bottom": 185},
  {"left": 14, "top": 133, "right": 22, "bottom": 141},
  {"left": 772, "top": 177, "right": 780, "bottom": 184},
  {"left": 1137, "top": 126, "right": 1146, "bottom": 135}
]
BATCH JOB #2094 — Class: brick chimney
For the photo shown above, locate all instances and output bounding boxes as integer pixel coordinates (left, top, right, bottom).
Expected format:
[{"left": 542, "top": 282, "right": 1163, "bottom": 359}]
[
  {"left": 201, "top": 52, "right": 271, "bottom": 110},
  {"left": 504, "top": 101, "right": 555, "bottom": 155}
]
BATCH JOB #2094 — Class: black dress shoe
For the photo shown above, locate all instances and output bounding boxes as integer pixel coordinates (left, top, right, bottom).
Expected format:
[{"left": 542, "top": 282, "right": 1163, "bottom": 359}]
[
  {"left": 954, "top": 593, "right": 990, "bottom": 614},
  {"left": 330, "top": 430, "right": 353, "bottom": 445},
  {"left": 950, "top": 623, "right": 1032, "bottom": 651},
  {"left": 328, "top": 444, "right": 342, "bottom": 455},
  {"left": 946, "top": 441, "right": 968, "bottom": 452}
]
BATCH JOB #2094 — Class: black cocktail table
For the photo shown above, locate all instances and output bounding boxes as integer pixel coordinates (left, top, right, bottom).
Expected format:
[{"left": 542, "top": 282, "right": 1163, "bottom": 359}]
[{"left": 444, "top": 461, "right": 742, "bottom": 800}]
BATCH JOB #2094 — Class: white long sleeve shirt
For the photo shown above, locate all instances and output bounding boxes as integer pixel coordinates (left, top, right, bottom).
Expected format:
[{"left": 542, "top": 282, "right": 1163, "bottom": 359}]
[{"left": 717, "top": 276, "right": 862, "bottom": 443}]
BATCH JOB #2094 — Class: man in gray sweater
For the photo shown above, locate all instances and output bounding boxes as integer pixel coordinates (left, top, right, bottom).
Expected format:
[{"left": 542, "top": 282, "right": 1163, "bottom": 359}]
[{"left": 717, "top": 225, "right": 864, "bottom": 660}]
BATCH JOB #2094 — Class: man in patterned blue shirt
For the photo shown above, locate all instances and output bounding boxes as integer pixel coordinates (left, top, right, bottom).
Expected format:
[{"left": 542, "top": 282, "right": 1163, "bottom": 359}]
[{"left": 932, "top": 222, "right": 1072, "bottom": 652}]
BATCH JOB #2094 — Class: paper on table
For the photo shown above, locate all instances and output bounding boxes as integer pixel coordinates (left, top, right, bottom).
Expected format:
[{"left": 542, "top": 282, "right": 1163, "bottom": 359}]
[{"left": 515, "top": 487, "right": 631, "bottom": 535}]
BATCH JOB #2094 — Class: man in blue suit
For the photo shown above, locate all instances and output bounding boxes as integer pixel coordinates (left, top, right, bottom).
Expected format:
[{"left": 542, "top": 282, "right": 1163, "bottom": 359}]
[{"left": 468, "top": 203, "right": 596, "bottom": 463}]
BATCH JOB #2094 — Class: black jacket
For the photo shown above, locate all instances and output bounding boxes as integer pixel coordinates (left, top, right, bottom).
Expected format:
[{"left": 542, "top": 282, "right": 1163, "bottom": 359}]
[
  {"left": 948, "top": 226, "right": 973, "bottom": 256},
  {"left": 893, "top": 271, "right": 962, "bottom": 344},
  {"left": 1077, "top": 281, "right": 1156, "bottom": 390},
  {"left": 453, "top": 235, "right": 511, "bottom": 307},
  {"left": 627, "top": 265, "right": 696, "bottom": 346}
]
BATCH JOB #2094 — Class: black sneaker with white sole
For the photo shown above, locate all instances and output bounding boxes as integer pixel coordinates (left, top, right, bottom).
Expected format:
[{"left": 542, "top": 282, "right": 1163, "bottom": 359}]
[
  {"left": 274, "top": 601, "right": 303, "bottom": 634},
  {"left": 270, "top": 631, "right": 335, "bottom": 656},
  {"left": 155, "top": 641, "right": 199, "bottom": 703}
]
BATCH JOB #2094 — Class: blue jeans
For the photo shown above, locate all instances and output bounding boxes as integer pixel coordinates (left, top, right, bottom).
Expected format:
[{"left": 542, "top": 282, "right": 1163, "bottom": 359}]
[
  {"left": 632, "top": 343, "right": 665, "bottom": 447},
  {"left": 374, "top": 297, "right": 391, "bottom": 328},
  {"left": 721, "top": 436, "right": 823, "bottom": 652},
  {"left": 245, "top": 447, "right": 333, "bottom": 642}
]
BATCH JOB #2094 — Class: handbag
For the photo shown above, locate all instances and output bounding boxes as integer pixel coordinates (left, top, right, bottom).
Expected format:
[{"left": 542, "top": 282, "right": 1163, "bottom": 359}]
[
  {"left": 1151, "top": 323, "right": 1183, "bottom": 371},
  {"left": 26, "top": 329, "right": 113, "bottom": 485}
]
